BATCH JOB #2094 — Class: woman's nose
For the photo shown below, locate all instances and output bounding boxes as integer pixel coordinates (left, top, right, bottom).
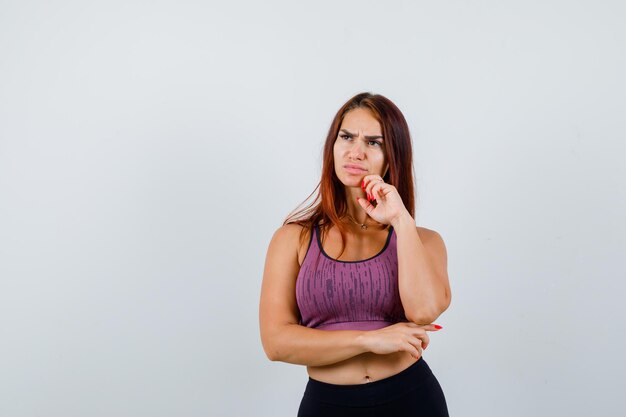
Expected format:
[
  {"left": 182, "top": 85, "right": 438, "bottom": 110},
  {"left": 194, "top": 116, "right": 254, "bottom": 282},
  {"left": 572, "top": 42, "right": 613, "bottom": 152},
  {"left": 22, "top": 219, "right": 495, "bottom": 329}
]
[{"left": 348, "top": 138, "right": 365, "bottom": 158}]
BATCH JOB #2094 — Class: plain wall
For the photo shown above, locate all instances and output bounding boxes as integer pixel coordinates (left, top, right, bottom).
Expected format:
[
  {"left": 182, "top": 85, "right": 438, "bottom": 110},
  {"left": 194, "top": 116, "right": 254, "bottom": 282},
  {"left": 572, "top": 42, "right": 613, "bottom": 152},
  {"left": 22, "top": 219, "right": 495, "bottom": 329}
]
[{"left": 1, "top": 1, "right": 624, "bottom": 416}]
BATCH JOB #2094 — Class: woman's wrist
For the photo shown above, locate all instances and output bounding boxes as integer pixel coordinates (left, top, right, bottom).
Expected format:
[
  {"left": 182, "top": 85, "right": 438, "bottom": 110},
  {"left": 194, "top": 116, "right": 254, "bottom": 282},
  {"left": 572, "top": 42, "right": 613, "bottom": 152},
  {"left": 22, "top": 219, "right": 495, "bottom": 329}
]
[
  {"left": 390, "top": 210, "right": 414, "bottom": 229},
  {"left": 354, "top": 331, "right": 371, "bottom": 353}
]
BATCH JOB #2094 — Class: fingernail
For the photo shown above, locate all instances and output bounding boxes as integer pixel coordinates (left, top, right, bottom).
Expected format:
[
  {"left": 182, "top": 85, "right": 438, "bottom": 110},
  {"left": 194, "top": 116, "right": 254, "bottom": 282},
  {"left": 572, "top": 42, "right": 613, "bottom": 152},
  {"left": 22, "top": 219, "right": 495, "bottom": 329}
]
[
  {"left": 433, "top": 324, "right": 443, "bottom": 330},
  {"left": 361, "top": 180, "right": 365, "bottom": 189}
]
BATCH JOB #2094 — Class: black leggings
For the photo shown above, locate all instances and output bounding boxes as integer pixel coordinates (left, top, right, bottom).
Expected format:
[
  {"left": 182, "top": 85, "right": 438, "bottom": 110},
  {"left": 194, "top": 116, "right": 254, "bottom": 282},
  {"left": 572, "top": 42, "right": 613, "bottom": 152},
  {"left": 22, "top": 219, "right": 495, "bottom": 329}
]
[{"left": 297, "top": 357, "right": 449, "bottom": 417}]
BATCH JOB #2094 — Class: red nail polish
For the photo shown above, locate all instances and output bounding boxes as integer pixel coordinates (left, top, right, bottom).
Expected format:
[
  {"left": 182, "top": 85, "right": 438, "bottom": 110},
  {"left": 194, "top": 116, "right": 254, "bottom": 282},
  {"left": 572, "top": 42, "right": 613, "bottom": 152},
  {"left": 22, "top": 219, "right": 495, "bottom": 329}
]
[
  {"left": 361, "top": 180, "right": 365, "bottom": 189},
  {"left": 434, "top": 324, "right": 443, "bottom": 330}
]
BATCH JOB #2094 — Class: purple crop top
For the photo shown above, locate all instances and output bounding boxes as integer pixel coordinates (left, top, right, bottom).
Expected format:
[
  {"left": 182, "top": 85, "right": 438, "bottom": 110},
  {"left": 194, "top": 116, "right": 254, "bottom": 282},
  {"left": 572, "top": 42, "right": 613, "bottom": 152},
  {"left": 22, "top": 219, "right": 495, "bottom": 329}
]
[{"left": 295, "top": 223, "right": 408, "bottom": 331}]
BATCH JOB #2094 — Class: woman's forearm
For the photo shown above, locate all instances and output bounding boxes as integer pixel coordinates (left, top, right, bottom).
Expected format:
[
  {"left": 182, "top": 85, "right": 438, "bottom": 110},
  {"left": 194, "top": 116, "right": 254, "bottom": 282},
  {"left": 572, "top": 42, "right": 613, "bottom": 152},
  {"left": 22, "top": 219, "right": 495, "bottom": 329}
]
[{"left": 264, "top": 324, "right": 369, "bottom": 366}]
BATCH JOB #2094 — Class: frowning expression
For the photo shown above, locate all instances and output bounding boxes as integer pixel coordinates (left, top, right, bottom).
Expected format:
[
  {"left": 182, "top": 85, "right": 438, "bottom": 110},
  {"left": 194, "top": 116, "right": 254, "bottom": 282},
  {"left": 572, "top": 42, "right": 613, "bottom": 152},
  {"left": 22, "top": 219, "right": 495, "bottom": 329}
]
[{"left": 333, "top": 107, "right": 388, "bottom": 187}]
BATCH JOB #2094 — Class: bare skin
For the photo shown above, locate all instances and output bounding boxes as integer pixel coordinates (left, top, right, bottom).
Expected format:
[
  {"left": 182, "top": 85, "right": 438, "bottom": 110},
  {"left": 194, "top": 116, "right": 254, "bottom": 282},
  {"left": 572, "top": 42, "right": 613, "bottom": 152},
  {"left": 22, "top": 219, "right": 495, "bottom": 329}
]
[
  {"left": 298, "top": 224, "right": 430, "bottom": 384},
  {"left": 259, "top": 107, "right": 444, "bottom": 385}
]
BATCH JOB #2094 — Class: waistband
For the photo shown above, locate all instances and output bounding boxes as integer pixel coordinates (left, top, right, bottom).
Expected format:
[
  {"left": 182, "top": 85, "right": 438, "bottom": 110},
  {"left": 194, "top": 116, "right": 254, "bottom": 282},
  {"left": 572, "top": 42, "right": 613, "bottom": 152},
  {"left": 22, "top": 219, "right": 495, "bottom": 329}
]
[{"left": 303, "top": 356, "right": 435, "bottom": 407}]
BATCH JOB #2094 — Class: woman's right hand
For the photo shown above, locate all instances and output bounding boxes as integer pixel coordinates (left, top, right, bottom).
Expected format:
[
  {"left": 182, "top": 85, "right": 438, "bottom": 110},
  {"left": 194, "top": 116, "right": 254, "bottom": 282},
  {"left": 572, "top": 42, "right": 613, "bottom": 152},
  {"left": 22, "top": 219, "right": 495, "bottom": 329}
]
[{"left": 359, "top": 322, "right": 442, "bottom": 359}]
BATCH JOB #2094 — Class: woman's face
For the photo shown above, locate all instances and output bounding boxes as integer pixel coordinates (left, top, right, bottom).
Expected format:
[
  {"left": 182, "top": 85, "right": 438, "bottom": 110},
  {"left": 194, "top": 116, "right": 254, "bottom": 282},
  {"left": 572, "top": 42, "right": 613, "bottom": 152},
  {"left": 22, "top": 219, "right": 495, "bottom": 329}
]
[{"left": 333, "top": 108, "right": 388, "bottom": 188}]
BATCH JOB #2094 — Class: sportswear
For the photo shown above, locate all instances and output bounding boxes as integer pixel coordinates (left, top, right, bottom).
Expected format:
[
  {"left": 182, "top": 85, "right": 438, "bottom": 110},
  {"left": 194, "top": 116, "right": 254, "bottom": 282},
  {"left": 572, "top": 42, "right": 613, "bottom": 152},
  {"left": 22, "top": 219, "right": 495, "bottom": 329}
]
[
  {"left": 297, "top": 356, "right": 450, "bottom": 416},
  {"left": 295, "top": 223, "right": 408, "bottom": 331}
]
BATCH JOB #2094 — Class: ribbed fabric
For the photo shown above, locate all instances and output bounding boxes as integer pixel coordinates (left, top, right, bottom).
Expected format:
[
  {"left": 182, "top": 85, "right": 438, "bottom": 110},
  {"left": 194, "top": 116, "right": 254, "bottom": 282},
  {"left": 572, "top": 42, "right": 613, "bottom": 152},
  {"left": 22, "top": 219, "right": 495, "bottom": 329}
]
[{"left": 295, "top": 223, "right": 408, "bottom": 331}]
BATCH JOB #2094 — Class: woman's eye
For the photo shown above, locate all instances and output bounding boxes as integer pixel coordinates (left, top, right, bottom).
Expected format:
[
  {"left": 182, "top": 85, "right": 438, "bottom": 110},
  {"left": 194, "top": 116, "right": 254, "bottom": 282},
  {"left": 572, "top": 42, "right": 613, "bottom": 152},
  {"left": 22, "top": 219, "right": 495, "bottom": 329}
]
[{"left": 339, "top": 135, "right": 380, "bottom": 147}]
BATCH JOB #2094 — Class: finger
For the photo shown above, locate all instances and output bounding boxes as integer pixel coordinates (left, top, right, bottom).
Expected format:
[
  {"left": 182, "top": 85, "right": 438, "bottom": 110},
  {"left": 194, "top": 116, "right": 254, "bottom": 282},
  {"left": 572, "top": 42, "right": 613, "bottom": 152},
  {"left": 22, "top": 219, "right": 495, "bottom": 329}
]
[
  {"left": 363, "top": 176, "right": 383, "bottom": 197},
  {"left": 368, "top": 188, "right": 379, "bottom": 204},
  {"left": 406, "top": 337, "right": 424, "bottom": 353},
  {"left": 367, "top": 179, "right": 385, "bottom": 199},
  {"left": 413, "top": 323, "right": 442, "bottom": 331},
  {"left": 360, "top": 178, "right": 368, "bottom": 194},
  {"left": 368, "top": 183, "right": 381, "bottom": 200},
  {"left": 362, "top": 175, "right": 376, "bottom": 193},
  {"left": 361, "top": 179, "right": 377, "bottom": 203},
  {"left": 363, "top": 181, "right": 374, "bottom": 201},
  {"left": 374, "top": 186, "right": 386, "bottom": 201},
  {"left": 368, "top": 190, "right": 376, "bottom": 202},
  {"left": 411, "top": 331, "right": 430, "bottom": 350},
  {"left": 405, "top": 341, "right": 421, "bottom": 359},
  {"left": 367, "top": 186, "right": 385, "bottom": 204},
  {"left": 356, "top": 196, "right": 375, "bottom": 215}
]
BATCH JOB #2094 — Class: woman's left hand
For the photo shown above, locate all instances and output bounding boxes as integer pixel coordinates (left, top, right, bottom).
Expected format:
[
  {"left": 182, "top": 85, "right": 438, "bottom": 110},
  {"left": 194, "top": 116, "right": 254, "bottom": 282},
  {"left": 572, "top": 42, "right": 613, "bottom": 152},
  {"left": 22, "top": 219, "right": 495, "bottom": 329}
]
[{"left": 357, "top": 175, "right": 410, "bottom": 226}]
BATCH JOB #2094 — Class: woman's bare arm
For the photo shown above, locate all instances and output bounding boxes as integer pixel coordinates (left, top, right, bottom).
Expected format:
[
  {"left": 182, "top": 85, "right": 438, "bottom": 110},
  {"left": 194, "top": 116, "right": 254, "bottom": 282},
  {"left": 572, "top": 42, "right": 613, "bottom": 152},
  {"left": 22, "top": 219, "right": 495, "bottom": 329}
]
[
  {"left": 264, "top": 324, "right": 369, "bottom": 366},
  {"left": 259, "top": 224, "right": 370, "bottom": 366}
]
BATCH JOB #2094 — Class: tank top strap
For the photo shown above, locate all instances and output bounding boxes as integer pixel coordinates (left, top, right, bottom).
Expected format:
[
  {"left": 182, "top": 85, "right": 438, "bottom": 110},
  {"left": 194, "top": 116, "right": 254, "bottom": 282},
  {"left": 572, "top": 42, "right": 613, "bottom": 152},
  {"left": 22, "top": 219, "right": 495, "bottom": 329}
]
[{"left": 301, "top": 223, "right": 321, "bottom": 265}]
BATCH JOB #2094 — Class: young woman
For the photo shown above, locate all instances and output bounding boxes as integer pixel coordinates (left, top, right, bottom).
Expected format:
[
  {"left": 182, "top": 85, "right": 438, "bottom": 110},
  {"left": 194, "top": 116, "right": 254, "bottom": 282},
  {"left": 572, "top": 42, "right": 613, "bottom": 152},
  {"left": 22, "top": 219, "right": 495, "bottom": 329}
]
[{"left": 259, "top": 92, "right": 451, "bottom": 416}]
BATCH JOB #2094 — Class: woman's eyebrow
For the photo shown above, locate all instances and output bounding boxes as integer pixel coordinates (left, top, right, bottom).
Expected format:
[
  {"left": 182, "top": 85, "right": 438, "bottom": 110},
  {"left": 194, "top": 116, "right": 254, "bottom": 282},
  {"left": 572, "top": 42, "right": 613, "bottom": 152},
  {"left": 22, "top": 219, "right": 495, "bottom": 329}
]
[{"left": 339, "top": 129, "right": 384, "bottom": 140}]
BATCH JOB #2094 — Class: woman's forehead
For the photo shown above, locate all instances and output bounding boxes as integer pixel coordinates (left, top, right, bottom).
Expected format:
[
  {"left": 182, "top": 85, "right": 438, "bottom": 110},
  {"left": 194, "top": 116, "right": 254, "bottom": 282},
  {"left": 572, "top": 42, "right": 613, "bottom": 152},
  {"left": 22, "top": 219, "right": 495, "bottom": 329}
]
[{"left": 340, "top": 108, "right": 382, "bottom": 135}]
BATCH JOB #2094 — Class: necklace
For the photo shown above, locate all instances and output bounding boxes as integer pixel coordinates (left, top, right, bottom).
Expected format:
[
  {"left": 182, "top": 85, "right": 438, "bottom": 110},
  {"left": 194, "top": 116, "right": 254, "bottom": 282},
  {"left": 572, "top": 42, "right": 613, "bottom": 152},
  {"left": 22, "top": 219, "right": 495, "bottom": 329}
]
[{"left": 346, "top": 214, "right": 368, "bottom": 230}]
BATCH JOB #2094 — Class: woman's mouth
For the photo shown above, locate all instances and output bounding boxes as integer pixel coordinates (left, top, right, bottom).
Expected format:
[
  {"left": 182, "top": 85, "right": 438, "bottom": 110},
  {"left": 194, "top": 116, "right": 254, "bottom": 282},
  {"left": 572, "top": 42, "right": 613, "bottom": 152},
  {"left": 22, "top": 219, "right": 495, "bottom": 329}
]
[{"left": 344, "top": 164, "right": 367, "bottom": 174}]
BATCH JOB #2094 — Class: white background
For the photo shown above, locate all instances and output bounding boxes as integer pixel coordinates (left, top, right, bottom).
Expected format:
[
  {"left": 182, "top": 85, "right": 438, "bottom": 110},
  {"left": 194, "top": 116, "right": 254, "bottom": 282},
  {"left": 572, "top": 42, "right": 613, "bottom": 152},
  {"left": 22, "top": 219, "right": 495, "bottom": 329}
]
[{"left": 1, "top": 1, "right": 624, "bottom": 416}]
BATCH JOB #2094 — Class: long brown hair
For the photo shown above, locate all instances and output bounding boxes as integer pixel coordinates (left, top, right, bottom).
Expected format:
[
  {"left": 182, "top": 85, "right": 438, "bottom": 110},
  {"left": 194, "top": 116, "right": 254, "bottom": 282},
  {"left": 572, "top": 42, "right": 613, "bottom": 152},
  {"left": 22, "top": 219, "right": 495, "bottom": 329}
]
[{"left": 283, "top": 92, "right": 416, "bottom": 259}]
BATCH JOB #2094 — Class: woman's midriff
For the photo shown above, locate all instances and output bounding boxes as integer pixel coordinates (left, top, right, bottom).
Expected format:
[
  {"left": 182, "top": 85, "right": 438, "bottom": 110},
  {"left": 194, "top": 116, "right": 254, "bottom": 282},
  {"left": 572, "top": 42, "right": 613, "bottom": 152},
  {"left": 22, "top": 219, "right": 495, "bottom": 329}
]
[
  {"left": 297, "top": 226, "right": 418, "bottom": 385},
  {"left": 306, "top": 350, "right": 420, "bottom": 385}
]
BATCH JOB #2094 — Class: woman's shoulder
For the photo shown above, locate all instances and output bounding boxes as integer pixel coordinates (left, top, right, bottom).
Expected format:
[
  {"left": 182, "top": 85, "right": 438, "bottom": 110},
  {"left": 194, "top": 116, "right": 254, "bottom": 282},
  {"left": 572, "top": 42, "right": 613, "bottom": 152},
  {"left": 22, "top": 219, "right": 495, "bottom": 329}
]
[
  {"left": 271, "top": 223, "right": 314, "bottom": 265},
  {"left": 415, "top": 226, "right": 447, "bottom": 260},
  {"left": 415, "top": 226, "right": 445, "bottom": 241},
  {"left": 415, "top": 226, "right": 440, "bottom": 239},
  {"left": 271, "top": 222, "right": 309, "bottom": 238}
]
